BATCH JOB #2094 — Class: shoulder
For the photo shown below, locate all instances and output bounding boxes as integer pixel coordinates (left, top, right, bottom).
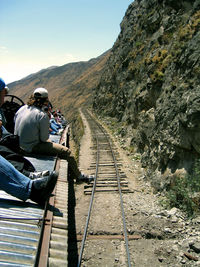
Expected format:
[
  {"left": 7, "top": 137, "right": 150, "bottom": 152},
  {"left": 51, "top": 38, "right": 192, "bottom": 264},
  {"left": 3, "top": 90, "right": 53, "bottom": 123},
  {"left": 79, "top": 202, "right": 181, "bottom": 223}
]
[
  {"left": 35, "top": 108, "right": 49, "bottom": 120},
  {"left": 16, "top": 104, "right": 28, "bottom": 114}
]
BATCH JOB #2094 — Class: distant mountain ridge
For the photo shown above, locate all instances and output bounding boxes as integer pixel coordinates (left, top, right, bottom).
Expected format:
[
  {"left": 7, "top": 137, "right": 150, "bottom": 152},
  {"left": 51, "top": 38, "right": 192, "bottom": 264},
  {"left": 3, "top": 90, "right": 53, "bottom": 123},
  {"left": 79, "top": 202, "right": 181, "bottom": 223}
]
[
  {"left": 8, "top": 50, "right": 110, "bottom": 119},
  {"left": 24, "top": 66, "right": 58, "bottom": 80}
]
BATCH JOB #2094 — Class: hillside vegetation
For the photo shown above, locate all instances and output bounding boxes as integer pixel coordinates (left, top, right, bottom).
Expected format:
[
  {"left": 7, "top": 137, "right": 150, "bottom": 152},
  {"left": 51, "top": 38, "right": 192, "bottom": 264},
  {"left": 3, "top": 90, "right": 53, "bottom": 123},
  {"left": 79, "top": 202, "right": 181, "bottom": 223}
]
[{"left": 93, "top": 0, "right": 200, "bottom": 193}]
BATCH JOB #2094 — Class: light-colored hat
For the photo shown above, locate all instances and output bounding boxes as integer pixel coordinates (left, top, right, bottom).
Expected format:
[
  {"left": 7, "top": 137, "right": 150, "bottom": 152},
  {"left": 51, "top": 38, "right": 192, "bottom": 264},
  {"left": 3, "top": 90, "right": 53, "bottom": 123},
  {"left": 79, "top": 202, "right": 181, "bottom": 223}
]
[
  {"left": 33, "top": 88, "right": 48, "bottom": 99},
  {"left": 5, "top": 86, "right": 9, "bottom": 93}
]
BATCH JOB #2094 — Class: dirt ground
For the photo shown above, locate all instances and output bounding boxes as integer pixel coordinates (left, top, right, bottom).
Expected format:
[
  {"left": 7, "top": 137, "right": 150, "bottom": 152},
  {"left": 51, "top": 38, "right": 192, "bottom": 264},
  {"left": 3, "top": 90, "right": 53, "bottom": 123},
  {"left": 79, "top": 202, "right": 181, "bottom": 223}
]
[{"left": 75, "top": 111, "right": 200, "bottom": 267}]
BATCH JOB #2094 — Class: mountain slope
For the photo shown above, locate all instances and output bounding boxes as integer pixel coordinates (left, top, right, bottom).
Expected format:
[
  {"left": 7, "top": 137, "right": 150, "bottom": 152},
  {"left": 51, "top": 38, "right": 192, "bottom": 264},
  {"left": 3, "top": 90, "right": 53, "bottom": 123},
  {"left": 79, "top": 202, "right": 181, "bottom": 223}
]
[
  {"left": 93, "top": 0, "right": 200, "bottom": 190},
  {"left": 8, "top": 50, "right": 110, "bottom": 119}
]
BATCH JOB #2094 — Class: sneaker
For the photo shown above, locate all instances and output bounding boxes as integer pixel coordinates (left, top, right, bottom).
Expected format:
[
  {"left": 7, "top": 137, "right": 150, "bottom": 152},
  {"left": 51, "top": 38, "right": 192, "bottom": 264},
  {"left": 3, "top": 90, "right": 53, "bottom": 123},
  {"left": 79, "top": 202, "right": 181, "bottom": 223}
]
[
  {"left": 78, "top": 173, "right": 95, "bottom": 183},
  {"left": 29, "top": 170, "right": 50, "bottom": 179},
  {"left": 58, "top": 128, "right": 64, "bottom": 134},
  {"left": 30, "top": 171, "right": 58, "bottom": 206}
]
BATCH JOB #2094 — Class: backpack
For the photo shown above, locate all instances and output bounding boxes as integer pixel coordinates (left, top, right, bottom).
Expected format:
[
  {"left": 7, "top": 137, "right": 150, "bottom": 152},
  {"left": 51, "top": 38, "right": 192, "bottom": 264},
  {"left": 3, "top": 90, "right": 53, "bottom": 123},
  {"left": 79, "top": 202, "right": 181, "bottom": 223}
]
[
  {"left": 0, "top": 145, "right": 35, "bottom": 175},
  {"left": 0, "top": 134, "right": 20, "bottom": 153}
]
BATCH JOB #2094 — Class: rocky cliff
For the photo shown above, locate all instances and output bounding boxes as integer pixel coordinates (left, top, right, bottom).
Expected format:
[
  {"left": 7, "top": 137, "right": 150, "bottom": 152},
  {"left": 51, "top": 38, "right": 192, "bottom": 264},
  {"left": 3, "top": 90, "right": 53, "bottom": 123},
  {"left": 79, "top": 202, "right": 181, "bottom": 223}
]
[{"left": 93, "top": 0, "right": 200, "bottom": 190}]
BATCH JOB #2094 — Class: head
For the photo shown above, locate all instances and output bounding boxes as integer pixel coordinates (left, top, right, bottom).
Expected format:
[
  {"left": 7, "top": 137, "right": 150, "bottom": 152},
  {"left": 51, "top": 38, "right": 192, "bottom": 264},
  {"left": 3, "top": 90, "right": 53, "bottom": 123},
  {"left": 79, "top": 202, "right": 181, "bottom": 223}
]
[
  {"left": 27, "top": 87, "right": 49, "bottom": 108},
  {"left": 0, "top": 78, "right": 9, "bottom": 106}
]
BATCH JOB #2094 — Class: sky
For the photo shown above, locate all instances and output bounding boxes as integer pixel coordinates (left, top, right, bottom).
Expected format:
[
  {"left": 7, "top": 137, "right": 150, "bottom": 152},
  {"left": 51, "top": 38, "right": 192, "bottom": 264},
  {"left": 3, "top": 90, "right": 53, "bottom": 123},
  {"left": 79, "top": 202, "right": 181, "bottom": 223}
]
[{"left": 0, "top": 0, "right": 133, "bottom": 84}]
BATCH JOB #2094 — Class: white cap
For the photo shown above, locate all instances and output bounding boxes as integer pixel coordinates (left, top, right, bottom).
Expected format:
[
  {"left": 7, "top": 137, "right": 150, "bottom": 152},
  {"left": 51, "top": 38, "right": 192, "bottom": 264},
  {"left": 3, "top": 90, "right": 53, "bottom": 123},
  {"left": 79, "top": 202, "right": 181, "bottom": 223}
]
[
  {"left": 4, "top": 86, "right": 9, "bottom": 93},
  {"left": 33, "top": 88, "right": 48, "bottom": 99}
]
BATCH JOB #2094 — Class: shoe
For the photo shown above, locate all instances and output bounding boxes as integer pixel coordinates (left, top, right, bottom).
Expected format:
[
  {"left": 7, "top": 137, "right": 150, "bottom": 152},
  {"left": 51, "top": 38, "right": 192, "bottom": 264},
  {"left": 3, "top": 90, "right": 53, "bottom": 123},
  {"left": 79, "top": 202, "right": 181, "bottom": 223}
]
[
  {"left": 29, "top": 170, "right": 50, "bottom": 179},
  {"left": 58, "top": 128, "right": 64, "bottom": 134},
  {"left": 77, "top": 173, "right": 95, "bottom": 183},
  {"left": 30, "top": 171, "right": 58, "bottom": 206}
]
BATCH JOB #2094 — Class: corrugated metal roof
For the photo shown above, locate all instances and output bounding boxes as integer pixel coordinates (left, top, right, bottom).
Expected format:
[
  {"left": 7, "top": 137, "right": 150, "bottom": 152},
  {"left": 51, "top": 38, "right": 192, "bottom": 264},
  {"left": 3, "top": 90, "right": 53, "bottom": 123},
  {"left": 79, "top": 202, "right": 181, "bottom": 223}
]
[
  {"left": 0, "top": 133, "right": 68, "bottom": 266},
  {"left": 0, "top": 192, "right": 44, "bottom": 266}
]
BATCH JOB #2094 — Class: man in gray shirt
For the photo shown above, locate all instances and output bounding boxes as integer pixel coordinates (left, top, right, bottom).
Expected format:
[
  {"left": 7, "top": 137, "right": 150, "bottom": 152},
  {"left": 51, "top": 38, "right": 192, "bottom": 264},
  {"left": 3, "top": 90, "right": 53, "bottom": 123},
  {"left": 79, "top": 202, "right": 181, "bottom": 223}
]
[
  {"left": 14, "top": 89, "right": 50, "bottom": 153},
  {"left": 14, "top": 88, "right": 92, "bottom": 181}
]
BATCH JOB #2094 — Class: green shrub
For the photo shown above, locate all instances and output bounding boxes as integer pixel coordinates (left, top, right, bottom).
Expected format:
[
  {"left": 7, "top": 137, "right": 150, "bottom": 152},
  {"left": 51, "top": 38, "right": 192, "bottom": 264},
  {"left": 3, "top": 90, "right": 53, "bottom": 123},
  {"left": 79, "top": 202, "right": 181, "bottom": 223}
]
[
  {"left": 166, "top": 178, "right": 196, "bottom": 217},
  {"left": 166, "top": 159, "right": 200, "bottom": 217}
]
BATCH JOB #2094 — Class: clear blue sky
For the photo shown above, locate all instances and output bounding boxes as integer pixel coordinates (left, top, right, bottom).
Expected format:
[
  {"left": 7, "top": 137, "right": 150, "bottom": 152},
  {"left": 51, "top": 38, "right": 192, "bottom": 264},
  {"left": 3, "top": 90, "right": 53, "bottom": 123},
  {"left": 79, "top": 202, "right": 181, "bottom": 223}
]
[{"left": 0, "top": 0, "right": 133, "bottom": 84}]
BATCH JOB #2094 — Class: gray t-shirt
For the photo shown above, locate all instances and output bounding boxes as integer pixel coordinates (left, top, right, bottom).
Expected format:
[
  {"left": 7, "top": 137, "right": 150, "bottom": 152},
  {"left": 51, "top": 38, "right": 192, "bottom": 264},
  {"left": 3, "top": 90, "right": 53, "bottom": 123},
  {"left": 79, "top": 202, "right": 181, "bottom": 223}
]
[{"left": 14, "top": 105, "right": 50, "bottom": 152}]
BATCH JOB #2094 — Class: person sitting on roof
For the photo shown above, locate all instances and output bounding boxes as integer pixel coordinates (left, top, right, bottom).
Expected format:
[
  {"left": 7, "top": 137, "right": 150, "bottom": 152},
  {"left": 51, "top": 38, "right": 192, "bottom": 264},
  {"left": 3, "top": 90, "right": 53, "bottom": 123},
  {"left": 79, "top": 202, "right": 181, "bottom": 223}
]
[
  {"left": 0, "top": 154, "right": 58, "bottom": 206},
  {"left": 42, "top": 101, "right": 59, "bottom": 135},
  {"left": 49, "top": 112, "right": 62, "bottom": 135},
  {"left": 14, "top": 87, "right": 93, "bottom": 182}
]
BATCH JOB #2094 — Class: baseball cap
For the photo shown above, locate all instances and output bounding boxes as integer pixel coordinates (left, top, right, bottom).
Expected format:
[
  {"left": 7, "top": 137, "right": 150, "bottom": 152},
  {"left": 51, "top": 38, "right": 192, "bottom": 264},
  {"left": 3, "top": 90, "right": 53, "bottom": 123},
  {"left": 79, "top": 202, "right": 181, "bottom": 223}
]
[
  {"left": 5, "top": 86, "right": 9, "bottom": 93},
  {"left": 33, "top": 88, "right": 48, "bottom": 99}
]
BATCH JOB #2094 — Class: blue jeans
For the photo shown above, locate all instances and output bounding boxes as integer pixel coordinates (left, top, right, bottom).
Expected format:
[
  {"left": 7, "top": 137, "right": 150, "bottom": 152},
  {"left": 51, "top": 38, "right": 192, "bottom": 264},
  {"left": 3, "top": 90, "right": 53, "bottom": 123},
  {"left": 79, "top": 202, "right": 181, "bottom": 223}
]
[
  {"left": 50, "top": 119, "right": 61, "bottom": 129},
  {"left": 50, "top": 123, "right": 59, "bottom": 134},
  {"left": 0, "top": 155, "right": 32, "bottom": 201}
]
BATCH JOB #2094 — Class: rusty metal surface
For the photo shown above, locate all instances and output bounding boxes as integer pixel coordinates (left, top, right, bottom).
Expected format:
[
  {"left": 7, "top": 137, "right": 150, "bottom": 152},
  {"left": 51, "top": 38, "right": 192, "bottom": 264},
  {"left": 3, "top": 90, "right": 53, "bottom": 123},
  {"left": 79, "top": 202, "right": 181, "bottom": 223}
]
[
  {"left": 36, "top": 127, "right": 69, "bottom": 266},
  {"left": 48, "top": 159, "right": 68, "bottom": 266}
]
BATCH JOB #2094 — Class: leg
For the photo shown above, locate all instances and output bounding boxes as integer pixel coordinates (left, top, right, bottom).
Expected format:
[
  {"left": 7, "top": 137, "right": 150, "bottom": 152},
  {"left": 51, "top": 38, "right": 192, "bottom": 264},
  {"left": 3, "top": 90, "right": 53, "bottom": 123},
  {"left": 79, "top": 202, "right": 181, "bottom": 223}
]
[
  {"left": 50, "top": 123, "right": 59, "bottom": 133},
  {"left": 0, "top": 155, "right": 32, "bottom": 201},
  {"left": 32, "top": 141, "right": 81, "bottom": 178}
]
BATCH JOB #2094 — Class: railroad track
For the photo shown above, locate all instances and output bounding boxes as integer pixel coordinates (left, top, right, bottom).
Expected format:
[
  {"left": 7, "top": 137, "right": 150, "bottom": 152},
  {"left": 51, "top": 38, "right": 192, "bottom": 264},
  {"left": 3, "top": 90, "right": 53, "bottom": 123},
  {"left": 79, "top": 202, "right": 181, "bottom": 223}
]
[
  {"left": 83, "top": 111, "right": 131, "bottom": 196},
  {"left": 0, "top": 112, "right": 135, "bottom": 266},
  {"left": 77, "top": 109, "right": 132, "bottom": 267}
]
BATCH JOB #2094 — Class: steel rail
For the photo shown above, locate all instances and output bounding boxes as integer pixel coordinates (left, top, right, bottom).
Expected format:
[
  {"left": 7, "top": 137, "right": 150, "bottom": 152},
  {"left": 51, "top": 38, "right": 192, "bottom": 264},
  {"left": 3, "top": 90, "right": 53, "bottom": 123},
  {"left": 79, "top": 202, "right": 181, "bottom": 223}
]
[
  {"left": 108, "top": 136, "right": 132, "bottom": 267},
  {"left": 77, "top": 136, "right": 99, "bottom": 267},
  {"left": 97, "top": 122, "right": 132, "bottom": 267},
  {"left": 83, "top": 110, "right": 132, "bottom": 266}
]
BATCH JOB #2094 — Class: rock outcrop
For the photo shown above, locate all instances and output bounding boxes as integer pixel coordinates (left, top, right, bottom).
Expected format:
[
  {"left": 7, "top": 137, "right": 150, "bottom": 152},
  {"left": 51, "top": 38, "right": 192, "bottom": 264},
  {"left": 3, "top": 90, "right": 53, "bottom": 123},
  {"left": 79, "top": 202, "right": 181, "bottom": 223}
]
[{"left": 93, "top": 0, "right": 200, "bottom": 190}]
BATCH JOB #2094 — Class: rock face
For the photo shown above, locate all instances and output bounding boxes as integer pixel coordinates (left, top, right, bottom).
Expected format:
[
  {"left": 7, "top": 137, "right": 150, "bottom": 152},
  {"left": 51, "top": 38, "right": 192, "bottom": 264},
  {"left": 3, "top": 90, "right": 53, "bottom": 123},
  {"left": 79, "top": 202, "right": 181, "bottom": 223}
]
[{"left": 93, "top": 0, "right": 200, "bottom": 190}]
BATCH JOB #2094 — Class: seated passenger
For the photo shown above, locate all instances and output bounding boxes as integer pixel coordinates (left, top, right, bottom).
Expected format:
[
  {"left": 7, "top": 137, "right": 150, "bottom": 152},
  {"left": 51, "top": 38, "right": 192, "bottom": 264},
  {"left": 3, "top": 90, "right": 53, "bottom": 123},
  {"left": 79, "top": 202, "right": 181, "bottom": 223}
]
[
  {"left": 0, "top": 155, "right": 58, "bottom": 206},
  {"left": 14, "top": 87, "right": 93, "bottom": 181},
  {"left": 49, "top": 113, "right": 61, "bottom": 135},
  {"left": 52, "top": 111, "right": 62, "bottom": 126},
  {"left": 49, "top": 124, "right": 59, "bottom": 135}
]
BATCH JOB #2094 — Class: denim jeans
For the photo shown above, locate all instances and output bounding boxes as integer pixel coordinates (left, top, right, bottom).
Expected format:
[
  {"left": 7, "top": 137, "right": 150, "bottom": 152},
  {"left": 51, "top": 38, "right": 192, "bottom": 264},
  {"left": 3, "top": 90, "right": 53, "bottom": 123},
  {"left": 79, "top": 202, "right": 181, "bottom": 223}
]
[
  {"left": 0, "top": 155, "right": 32, "bottom": 201},
  {"left": 50, "top": 123, "right": 59, "bottom": 134},
  {"left": 50, "top": 119, "right": 62, "bottom": 129}
]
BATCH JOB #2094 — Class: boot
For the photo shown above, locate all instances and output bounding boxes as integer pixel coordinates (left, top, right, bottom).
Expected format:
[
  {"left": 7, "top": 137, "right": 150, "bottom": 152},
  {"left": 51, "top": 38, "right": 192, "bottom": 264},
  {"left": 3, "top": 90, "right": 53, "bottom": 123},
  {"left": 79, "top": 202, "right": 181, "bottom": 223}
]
[
  {"left": 77, "top": 172, "right": 95, "bottom": 183},
  {"left": 30, "top": 171, "right": 58, "bottom": 206}
]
